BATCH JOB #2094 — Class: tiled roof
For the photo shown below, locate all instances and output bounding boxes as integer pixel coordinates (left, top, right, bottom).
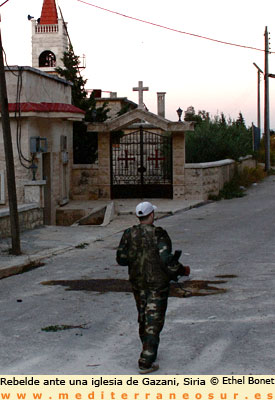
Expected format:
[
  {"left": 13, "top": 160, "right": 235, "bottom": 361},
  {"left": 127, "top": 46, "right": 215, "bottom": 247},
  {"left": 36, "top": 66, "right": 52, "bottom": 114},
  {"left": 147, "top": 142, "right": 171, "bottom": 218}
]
[
  {"left": 40, "top": 0, "right": 58, "bottom": 25},
  {"left": 7, "top": 102, "right": 85, "bottom": 114}
]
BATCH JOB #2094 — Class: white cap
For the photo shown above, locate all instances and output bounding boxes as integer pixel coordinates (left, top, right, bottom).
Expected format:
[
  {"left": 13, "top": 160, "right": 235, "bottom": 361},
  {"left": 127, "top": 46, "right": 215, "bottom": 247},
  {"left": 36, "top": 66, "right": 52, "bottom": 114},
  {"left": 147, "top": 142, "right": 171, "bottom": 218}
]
[{"left": 135, "top": 201, "right": 157, "bottom": 217}]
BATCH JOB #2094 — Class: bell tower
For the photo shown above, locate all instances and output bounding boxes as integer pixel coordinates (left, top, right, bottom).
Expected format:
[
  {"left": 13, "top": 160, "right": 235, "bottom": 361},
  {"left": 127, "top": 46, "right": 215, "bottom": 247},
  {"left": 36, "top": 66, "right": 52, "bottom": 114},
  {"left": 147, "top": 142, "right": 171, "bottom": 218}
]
[{"left": 32, "top": 0, "right": 68, "bottom": 73}]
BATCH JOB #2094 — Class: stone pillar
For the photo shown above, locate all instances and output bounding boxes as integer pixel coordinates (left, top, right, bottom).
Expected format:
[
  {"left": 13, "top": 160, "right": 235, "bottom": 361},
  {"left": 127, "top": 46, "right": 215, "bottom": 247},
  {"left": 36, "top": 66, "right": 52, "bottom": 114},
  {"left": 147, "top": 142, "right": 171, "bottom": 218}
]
[
  {"left": 24, "top": 180, "right": 46, "bottom": 207},
  {"left": 98, "top": 131, "right": 111, "bottom": 199},
  {"left": 172, "top": 132, "right": 185, "bottom": 198},
  {"left": 157, "top": 92, "right": 166, "bottom": 118}
]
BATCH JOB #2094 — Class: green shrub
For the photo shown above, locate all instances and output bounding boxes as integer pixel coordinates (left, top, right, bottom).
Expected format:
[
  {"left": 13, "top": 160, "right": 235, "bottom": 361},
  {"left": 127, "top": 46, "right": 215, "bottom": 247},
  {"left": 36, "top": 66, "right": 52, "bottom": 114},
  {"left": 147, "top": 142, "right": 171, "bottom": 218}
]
[
  {"left": 185, "top": 111, "right": 253, "bottom": 163},
  {"left": 209, "top": 166, "right": 266, "bottom": 201}
]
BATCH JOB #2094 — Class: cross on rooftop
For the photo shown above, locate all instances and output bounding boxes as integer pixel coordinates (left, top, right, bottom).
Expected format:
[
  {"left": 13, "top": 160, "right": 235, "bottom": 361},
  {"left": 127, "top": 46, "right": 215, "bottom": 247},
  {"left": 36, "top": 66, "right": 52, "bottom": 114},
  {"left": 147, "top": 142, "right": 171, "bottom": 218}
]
[{"left": 133, "top": 81, "right": 149, "bottom": 108}]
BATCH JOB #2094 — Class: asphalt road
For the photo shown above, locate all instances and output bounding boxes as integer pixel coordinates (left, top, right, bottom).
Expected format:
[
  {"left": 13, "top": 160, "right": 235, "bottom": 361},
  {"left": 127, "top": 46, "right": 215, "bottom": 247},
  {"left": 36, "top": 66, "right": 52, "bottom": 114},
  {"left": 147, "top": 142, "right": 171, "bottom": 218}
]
[{"left": 0, "top": 177, "right": 275, "bottom": 375}]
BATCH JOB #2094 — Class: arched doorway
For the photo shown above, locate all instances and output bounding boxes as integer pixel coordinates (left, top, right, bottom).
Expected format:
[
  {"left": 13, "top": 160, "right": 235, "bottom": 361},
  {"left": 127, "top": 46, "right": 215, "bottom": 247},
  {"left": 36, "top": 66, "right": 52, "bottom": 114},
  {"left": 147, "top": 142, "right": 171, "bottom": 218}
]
[{"left": 39, "top": 50, "right": 56, "bottom": 67}]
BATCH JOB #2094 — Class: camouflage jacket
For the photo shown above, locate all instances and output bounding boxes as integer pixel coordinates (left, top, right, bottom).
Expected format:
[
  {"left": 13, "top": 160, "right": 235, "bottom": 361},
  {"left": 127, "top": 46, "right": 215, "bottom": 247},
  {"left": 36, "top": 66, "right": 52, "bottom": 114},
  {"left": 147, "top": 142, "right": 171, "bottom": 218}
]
[{"left": 116, "top": 224, "right": 181, "bottom": 289}]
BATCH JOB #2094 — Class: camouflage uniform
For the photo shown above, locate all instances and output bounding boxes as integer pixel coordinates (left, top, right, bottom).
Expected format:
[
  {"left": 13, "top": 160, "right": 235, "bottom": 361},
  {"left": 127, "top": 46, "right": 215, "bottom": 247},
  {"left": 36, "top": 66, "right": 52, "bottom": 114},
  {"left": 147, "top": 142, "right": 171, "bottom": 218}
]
[{"left": 116, "top": 223, "right": 182, "bottom": 369}]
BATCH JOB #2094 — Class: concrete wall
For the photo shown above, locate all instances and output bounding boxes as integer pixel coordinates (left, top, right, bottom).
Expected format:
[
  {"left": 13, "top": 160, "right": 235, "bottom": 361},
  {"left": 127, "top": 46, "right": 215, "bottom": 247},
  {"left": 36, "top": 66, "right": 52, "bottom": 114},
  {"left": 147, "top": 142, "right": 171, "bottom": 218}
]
[
  {"left": 1, "top": 68, "right": 75, "bottom": 224},
  {"left": 184, "top": 156, "right": 256, "bottom": 200},
  {"left": 0, "top": 118, "right": 72, "bottom": 213},
  {"left": 6, "top": 67, "right": 71, "bottom": 104},
  {"left": 0, "top": 119, "right": 32, "bottom": 204},
  {"left": 0, "top": 204, "right": 43, "bottom": 239}
]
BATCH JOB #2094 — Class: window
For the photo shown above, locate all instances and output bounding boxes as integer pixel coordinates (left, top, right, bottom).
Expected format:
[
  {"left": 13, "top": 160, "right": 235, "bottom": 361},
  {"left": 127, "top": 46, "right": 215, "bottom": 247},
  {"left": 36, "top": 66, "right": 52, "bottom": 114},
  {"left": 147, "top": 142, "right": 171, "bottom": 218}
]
[{"left": 39, "top": 50, "right": 56, "bottom": 67}]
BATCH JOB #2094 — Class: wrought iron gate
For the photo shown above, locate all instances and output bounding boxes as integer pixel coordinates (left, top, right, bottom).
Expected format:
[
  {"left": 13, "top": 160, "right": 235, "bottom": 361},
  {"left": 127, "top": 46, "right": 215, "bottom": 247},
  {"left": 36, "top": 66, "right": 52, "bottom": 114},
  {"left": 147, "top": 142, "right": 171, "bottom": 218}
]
[{"left": 111, "top": 127, "right": 172, "bottom": 198}]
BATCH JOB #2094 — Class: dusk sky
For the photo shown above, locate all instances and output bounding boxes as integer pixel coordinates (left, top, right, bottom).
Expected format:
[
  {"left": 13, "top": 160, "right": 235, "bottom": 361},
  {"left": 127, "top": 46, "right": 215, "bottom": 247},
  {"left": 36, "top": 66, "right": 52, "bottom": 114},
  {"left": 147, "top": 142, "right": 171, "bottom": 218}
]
[{"left": 1, "top": 0, "right": 275, "bottom": 129}]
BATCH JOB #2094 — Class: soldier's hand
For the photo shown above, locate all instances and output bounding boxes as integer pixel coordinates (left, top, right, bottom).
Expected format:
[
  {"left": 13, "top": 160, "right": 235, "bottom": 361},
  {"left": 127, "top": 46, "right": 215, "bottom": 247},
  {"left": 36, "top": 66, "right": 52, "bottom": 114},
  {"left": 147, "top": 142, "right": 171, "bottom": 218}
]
[
  {"left": 178, "top": 265, "right": 190, "bottom": 276},
  {"left": 183, "top": 266, "right": 190, "bottom": 276}
]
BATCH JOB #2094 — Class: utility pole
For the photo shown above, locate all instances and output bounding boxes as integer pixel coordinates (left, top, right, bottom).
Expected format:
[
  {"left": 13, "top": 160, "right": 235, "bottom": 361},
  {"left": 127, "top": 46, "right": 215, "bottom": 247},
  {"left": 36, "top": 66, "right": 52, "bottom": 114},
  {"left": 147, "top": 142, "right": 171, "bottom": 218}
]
[
  {"left": 264, "top": 26, "right": 271, "bottom": 171},
  {"left": 0, "top": 28, "right": 21, "bottom": 254},
  {"left": 253, "top": 63, "right": 263, "bottom": 132}
]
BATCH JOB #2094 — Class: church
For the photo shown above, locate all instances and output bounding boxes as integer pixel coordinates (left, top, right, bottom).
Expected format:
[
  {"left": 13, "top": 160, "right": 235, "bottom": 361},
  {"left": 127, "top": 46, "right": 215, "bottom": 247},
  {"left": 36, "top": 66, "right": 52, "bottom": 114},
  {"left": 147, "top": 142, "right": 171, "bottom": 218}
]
[
  {"left": 0, "top": 0, "right": 198, "bottom": 234},
  {"left": 0, "top": 0, "right": 85, "bottom": 228}
]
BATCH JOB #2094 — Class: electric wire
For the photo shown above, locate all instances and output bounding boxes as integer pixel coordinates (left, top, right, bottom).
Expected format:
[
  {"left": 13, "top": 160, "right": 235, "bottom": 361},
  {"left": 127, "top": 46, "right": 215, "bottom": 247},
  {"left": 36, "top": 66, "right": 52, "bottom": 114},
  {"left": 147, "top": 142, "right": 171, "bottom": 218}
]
[
  {"left": 2, "top": 47, "right": 19, "bottom": 77},
  {"left": 15, "top": 67, "right": 33, "bottom": 169},
  {"left": 0, "top": 0, "right": 10, "bottom": 7},
  {"left": 59, "top": 5, "right": 84, "bottom": 79},
  {"left": 76, "top": 0, "right": 274, "bottom": 54},
  {"left": 1, "top": 46, "right": 31, "bottom": 168},
  {"left": 3, "top": 48, "right": 33, "bottom": 168}
]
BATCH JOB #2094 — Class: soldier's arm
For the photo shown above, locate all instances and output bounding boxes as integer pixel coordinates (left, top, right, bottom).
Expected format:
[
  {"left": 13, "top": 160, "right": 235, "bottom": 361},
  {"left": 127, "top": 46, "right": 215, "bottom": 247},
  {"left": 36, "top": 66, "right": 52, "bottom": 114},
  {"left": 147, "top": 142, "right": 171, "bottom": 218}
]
[
  {"left": 155, "top": 227, "right": 173, "bottom": 265},
  {"left": 156, "top": 227, "right": 189, "bottom": 279},
  {"left": 116, "top": 229, "right": 131, "bottom": 266}
]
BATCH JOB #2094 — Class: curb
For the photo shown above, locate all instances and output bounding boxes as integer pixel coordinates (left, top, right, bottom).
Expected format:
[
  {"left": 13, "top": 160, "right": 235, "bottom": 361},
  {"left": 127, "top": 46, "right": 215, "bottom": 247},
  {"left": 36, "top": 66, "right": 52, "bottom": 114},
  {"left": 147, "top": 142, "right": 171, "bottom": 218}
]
[
  {"left": 0, "top": 201, "right": 208, "bottom": 280},
  {"left": 0, "top": 246, "right": 73, "bottom": 280},
  {"left": 0, "top": 222, "right": 129, "bottom": 280}
]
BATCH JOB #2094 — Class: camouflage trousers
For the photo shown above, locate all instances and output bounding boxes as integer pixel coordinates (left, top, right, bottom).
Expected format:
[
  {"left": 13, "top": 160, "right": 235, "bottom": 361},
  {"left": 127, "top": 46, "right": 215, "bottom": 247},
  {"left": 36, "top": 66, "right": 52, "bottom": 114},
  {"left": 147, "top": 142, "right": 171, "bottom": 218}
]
[{"left": 132, "top": 285, "right": 169, "bottom": 368}]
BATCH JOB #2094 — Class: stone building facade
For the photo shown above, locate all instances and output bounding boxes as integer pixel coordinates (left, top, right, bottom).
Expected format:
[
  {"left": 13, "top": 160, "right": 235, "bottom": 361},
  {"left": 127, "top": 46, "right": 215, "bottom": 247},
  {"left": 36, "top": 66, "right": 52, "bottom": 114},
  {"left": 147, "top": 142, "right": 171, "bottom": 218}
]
[{"left": 0, "top": 66, "right": 84, "bottom": 225}]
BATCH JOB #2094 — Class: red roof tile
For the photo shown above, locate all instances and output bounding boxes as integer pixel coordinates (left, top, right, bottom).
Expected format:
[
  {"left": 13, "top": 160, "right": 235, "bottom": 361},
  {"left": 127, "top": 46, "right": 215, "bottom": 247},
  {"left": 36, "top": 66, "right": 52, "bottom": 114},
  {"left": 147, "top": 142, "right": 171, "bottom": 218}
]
[
  {"left": 7, "top": 102, "right": 85, "bottom": 114},
  {"left": 40, "top": 0, "right": 58, "bottom": 25}
]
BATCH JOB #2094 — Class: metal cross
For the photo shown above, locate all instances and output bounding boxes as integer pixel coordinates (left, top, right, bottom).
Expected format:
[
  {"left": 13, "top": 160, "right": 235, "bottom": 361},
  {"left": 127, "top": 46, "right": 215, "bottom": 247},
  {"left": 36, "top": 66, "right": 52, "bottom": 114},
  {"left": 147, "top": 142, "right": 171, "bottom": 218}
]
[
  {"left": 133, "top": 81, "right": 149, "bottom": 108},
  {"left": 118, "top": 150, "right": 135, "bottom": 168},
  {"left": 148, "top": 149, "right": 165, "bottom": 168}
]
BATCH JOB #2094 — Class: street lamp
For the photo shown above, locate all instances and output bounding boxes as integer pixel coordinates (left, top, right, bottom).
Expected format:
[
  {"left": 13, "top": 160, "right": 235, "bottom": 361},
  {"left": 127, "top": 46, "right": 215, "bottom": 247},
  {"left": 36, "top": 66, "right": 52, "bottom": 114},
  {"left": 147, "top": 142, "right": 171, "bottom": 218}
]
[{"left": 177, "top": 107, "right": 183, "bottom": 122}]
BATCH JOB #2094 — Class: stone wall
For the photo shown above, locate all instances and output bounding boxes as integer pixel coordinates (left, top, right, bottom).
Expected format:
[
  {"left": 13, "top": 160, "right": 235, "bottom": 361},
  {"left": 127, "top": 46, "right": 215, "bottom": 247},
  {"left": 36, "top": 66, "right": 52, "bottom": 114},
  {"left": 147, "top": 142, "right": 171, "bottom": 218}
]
[
  {"left": 184, "top": 156, "right": 256, "bottom": 200},
  {"left": 6, "top": 67, "right": 71, "bottom": 104},
  {"left": 70, "top": 153, "right": 256, "bottom": 202},
  {"left": 71, "top": 164, "right": 99, "bottom": 200},
  {"left": 71, "top": 133, "right": 110, "bottom": 200},
  {"left": 0, "top": 204, "right": 43, "bottom": 239}
]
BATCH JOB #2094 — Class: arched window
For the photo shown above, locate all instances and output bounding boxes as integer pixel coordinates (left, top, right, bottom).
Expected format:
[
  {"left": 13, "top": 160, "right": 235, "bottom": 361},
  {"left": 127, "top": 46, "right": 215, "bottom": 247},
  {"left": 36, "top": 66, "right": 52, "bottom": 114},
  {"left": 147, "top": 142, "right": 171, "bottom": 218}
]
[{"left": 39, "top": 50, "right": 56, "bottom": 67}]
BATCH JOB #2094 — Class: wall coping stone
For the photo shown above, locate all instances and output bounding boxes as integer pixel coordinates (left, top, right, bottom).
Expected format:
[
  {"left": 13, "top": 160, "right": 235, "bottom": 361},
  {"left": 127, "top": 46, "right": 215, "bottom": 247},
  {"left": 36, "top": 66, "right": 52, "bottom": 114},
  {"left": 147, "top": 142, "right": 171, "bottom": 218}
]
[
  {"left": 185, "top": 155, "right": 254, "bottom": 169},
  {"left": 0, "top": 203, "right": 39, "bottom": 218},
  {"left": 24, "top": 180, "right": 46, "bottom": 186},
  {"left": 239, "top": 155, "right": 253, "bottom": 161},
  {"left": 5, "top": 66, "right": 73, "bottom": 86},
  {"left": 185, "top": 159, "right": 235, "bottom": 169},
  {"left": 72, "top": 164, "right": 98, "bottom": 169}
]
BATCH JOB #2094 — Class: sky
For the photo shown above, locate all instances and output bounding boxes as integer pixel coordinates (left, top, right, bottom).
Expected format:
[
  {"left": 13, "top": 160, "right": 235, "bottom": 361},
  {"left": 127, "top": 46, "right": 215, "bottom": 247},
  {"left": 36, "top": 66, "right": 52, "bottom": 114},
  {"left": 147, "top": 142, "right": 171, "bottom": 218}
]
[{"left": 1, "top": 0, "right": 275, "bottom": 130}]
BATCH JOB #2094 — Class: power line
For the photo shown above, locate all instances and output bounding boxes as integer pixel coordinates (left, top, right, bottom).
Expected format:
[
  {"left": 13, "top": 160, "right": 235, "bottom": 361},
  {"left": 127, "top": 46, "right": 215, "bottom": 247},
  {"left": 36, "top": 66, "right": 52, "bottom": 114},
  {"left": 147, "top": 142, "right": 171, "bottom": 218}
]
[
  {"left": 2, "top": 47, "right": 19, "bottom": 76},
  {"left": 76, "top": 0, "right": 275, "bottom": 54},
  {"left": 0, "top": 0, "right": 10, "bottom": 7},
  {"left": 2, "top": 47, "right": 32, "bottom": 168}
]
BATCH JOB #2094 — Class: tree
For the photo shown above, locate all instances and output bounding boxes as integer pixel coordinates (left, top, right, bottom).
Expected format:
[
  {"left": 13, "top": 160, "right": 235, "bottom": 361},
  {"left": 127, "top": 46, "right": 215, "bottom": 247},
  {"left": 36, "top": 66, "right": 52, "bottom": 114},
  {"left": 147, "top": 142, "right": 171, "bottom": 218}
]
[
  {"left": 184, "top": 106, "right": 203, "bottom": 124},
  {"left": 185, "top": 109, "right": 253, "bottom": 163},
  {"left": 56, "top": 46, "right": 110, "bottom": 163},
  {"left": 219, "top": 112, "right": 227, "bottom": 127},
  {"left": 235, "top": 112, "right": 246, "bottom": 128},
  {"left": 184, "top": 106, "right": 210, "bottom": 125},
  {"left": 55, "top": 45, "right": 91, "bottom": 112}
]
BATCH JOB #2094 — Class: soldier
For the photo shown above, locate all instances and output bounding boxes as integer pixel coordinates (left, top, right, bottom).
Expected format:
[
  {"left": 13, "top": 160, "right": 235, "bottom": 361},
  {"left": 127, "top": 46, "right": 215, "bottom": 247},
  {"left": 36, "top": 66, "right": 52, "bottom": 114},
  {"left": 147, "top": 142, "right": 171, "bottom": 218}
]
[{"left": 116, "top": 201, "right": 190, "bottom": 374}]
